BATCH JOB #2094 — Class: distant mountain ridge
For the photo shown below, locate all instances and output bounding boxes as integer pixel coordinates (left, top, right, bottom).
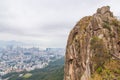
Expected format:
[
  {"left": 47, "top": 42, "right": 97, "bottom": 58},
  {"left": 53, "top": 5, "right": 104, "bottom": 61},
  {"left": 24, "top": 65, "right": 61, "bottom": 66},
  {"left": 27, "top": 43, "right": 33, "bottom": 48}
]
[{"left": 0, "top": 40, "right": 26, "bottom": 46}]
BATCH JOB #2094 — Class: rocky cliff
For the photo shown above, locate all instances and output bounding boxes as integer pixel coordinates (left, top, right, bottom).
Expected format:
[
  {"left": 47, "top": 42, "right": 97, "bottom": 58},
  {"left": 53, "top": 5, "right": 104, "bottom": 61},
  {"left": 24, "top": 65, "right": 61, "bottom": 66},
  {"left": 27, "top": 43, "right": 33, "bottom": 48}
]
[{"left": 64, "top": 6, "right": 120, "bottom": 80}]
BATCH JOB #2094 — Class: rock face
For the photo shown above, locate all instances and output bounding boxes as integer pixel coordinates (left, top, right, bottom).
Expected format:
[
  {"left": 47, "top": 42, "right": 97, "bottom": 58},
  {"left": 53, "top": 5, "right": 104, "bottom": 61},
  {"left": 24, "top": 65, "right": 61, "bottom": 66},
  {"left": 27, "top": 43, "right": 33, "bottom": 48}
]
[{"left": 64, "top": 6, "right": 120, "bottom": 80}]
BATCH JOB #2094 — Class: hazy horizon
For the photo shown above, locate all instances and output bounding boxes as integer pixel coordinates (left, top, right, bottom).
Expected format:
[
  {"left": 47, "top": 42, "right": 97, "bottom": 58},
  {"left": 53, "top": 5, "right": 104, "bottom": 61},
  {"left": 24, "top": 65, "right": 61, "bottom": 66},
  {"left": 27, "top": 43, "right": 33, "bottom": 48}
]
[{"left": 0, "top": 0, "right": 120, "bottom": 48}]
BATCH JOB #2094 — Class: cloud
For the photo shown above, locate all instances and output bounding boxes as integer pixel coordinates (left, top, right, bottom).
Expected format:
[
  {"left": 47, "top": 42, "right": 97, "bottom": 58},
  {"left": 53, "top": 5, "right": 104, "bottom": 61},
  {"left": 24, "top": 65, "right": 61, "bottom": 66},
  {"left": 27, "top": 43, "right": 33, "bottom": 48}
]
[{"left": 0, "top": 0, "right": 120, "bottom": 47}]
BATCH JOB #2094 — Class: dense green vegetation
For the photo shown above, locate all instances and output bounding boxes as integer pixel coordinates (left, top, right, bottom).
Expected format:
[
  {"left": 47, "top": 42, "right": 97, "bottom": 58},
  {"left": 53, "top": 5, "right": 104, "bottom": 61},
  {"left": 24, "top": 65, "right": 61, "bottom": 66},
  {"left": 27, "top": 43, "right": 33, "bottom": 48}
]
[{"left": 2, "top": 57, "right": 64, "bottom": 80}]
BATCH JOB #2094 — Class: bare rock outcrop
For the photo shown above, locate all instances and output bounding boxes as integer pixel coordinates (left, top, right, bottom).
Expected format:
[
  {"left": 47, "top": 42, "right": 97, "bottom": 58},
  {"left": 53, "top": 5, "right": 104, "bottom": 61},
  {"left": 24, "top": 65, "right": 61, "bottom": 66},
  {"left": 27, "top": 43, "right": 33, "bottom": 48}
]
[{"left": 64, "top": 6, "right": 120, "bottom": 80}]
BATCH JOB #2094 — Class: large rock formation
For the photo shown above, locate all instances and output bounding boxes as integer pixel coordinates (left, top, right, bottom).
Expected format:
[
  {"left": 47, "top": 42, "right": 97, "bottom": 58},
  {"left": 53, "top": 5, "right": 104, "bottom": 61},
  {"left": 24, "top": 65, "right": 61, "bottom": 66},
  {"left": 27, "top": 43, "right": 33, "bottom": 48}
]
[{"left": 64, "top": 6, "right": 120, "bottom": 80}]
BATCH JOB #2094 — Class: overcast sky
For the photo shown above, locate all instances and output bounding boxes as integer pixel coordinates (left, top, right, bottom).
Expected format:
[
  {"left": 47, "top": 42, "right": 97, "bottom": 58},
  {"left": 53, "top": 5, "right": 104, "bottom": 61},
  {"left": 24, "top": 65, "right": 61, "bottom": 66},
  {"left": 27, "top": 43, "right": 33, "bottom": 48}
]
[{"left": 0, "top": 0, "right": 120, "bottom": 48}]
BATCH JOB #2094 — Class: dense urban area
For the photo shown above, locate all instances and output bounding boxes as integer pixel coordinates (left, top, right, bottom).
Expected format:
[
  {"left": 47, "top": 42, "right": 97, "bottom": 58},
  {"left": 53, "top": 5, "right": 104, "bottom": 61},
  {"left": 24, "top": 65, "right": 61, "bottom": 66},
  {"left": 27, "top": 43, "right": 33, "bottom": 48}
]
[{"left": 0, "top": 43, "right": 65, "bottom": 80}]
